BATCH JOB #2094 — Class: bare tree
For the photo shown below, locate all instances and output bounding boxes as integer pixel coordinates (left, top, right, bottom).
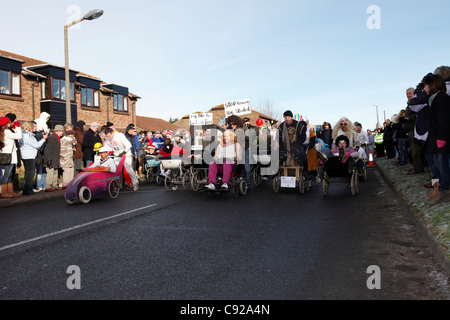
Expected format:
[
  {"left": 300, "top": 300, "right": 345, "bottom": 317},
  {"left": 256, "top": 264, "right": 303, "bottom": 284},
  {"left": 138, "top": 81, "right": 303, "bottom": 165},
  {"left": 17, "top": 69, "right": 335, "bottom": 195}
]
[{"left": 253, "top": 99, "right": 281, "bottom": 120}]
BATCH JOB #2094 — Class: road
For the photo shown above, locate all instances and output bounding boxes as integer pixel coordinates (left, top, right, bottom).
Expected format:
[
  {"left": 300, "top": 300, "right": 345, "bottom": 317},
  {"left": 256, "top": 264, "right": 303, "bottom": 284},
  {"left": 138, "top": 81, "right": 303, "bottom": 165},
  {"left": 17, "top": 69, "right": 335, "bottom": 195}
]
[{"left": 0, "top": 168, "right": 449, "bottom": 300}]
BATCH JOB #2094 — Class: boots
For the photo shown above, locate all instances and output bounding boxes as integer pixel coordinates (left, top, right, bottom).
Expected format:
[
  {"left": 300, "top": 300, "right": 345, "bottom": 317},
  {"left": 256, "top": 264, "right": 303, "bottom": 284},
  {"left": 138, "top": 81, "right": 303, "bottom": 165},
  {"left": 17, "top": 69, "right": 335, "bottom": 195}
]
[
  {"left": 1, "top": 184, "right": 14, "bottom": 198},
  {"left": 430, "top": 190, "right": 450, "bottom": 207},
  {"left": 7, "top": 183, "right": 21, "bottom": 197},
  {"left": 426, "top": 182, "right": 440, "bottom": 201}
]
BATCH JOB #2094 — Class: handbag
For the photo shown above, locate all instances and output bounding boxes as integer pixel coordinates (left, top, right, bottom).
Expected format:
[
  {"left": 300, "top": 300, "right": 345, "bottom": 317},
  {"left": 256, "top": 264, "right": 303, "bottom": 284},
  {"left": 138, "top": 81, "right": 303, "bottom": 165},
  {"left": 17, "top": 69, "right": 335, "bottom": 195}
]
[
  {"left": 0, "top": 153, "right": 12, "bottom": 165},
  {"left": 35, "top": 151, "right": 44, "bottom": 166}
]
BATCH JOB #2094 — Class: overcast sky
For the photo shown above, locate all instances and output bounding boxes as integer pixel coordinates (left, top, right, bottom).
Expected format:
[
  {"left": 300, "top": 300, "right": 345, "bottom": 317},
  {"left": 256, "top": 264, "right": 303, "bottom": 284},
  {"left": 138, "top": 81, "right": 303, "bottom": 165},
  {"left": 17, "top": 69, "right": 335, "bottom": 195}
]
[{"left": 2, "top": 0, "right": 450, "bottom": 129}]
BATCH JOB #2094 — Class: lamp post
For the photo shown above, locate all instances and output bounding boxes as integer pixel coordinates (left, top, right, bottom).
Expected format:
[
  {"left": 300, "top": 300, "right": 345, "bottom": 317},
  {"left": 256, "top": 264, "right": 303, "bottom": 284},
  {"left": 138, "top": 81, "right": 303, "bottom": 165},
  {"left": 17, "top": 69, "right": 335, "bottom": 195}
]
[
  {"left": 373, "top": 104, "right": 381, "bottom": 129},
  {"left": 64, "top": 9, "right": 104, "bottom": 124}
]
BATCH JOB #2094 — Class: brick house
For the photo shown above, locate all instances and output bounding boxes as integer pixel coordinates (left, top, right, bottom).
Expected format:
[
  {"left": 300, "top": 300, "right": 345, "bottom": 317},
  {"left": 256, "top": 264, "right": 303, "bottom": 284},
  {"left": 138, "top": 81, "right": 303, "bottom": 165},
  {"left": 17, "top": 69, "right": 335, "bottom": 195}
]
[
  {"left": 0, "top": 50, "right": 140, "bottom": 130},
  {"left": 173, "top": 104, "right": 279, "bottom": 129}
]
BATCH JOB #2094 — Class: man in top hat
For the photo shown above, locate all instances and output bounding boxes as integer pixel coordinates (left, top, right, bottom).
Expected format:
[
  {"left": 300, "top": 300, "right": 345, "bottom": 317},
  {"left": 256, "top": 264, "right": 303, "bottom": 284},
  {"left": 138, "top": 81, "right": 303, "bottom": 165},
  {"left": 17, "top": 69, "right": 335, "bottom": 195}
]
[
  {"left": 278, "top": 110, "right": 308, "bottom": 166},
  {"left": 44, "top": 125, "right": 65, "bottom": 192}
]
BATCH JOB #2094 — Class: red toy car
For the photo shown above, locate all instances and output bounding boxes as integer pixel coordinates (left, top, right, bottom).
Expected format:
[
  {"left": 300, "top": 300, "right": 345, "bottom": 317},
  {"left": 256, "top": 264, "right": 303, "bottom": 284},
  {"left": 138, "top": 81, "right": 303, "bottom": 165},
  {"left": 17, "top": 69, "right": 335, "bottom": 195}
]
[{"left": 65, "top": 155, "right": 126, "bottom": 204}]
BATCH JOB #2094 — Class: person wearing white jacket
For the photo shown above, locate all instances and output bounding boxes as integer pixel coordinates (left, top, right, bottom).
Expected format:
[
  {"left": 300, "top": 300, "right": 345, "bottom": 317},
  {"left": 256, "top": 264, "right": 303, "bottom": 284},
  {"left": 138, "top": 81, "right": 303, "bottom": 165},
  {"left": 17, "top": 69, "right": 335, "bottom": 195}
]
[
  {"left": 19, "top": 121, "right": 47, "bottom": 195},
  {"left": 1, "top": 118, "right": 22, "bottom": 197},
  {"left": 104, "top": 127, "right": 139, "bottom": 191}
]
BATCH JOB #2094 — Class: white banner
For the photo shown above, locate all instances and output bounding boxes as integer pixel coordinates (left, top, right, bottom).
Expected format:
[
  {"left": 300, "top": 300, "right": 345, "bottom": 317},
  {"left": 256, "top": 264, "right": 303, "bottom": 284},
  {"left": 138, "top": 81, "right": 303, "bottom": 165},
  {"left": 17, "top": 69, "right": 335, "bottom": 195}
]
[
  {"left": 189, "top": 113, "right": 213, "bottom": 126},
  {"left": 224, "top": 99, "right": 252, "bottom": 117},
  {"left": 281, "top": 176, "right": 296, "bottom": 188}
]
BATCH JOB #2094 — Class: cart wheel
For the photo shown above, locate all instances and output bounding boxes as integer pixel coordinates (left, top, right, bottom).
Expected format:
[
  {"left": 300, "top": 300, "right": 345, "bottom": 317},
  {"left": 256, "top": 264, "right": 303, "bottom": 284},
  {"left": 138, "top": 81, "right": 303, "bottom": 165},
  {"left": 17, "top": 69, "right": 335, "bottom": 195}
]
[
  {"left": 273, "top": 176, "right": 281, "bottom": 194},
  {"left": 108, "top": 179, "right": 120, "bottom": 198},
  {"left": 183, "top": 170, "right": 191, "bottom": 190},
  {"left": 156, "top": 175, "right": 162, "bottom": 185},
  {"left": 323, "top": 172, "right": 329, "bottom": 196},
  {"left": 239, "top": 179, "right": 248, "bottom": 195},
  {"left": 79, "top": 186, "right": 92, "bottom": 204},
  {"left": 299, "top": 176, "right": 305, "bottom": 194}
]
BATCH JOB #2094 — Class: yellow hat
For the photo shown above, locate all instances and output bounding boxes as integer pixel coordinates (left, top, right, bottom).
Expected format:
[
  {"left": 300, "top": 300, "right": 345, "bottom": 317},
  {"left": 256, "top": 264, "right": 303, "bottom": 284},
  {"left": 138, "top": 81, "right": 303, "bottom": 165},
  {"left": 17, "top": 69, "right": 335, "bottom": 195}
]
[{"left": 93, "top": 143, "right": 102, "bottom": 151}]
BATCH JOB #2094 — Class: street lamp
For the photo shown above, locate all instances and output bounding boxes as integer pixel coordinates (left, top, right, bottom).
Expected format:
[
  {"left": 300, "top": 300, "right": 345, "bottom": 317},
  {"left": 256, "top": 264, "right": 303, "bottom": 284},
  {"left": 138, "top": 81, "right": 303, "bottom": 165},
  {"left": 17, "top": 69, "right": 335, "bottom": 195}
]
[
  {"left": 64, "top": 9, "right": 104, "bottom": 124},
  {"left": 373, "top": 104, "right": 381, "bottom": 129}
]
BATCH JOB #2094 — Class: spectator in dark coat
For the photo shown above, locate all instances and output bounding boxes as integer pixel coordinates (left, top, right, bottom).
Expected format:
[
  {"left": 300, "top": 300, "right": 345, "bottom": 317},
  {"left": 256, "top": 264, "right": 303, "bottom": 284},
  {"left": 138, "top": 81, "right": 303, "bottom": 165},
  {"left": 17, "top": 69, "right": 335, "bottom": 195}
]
[
  {"left": 83, "top": 122, "right": 101, "bottom": 167},
  {"left": 44, "top": 125, "right": 64, "bottom": 191},
  {"left": 423, "top": 75, "right": 450, "bottom": 206},
  {"left": 392, "top": 110, "right": 409, "bottom": 166},
  {"left": 317, "top": 122, "right": 333, "bottom": 148},
  {"left": 383, "top": 119, "right": 396, "bottom": 158}
]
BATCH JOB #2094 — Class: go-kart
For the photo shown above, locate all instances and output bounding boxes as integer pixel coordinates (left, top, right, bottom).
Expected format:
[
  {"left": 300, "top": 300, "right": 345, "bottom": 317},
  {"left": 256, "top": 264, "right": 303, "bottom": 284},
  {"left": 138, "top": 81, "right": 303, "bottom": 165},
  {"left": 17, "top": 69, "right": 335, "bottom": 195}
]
[{"left": 65, "top": 155, "right": 126, "bottom": 204}]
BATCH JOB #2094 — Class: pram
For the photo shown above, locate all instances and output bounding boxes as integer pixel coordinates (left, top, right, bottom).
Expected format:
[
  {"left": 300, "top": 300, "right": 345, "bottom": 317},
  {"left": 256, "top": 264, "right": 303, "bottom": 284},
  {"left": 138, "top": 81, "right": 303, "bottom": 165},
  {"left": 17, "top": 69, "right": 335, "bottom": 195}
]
[
  {"left": 144, "top": 154, "right": 163, "bottom": 184},
  {"left": 320, "top": 155, "right": 362, "bottom": 196},
  {"left": 159, "top": 158, "right": 191, "bottom": 191}
]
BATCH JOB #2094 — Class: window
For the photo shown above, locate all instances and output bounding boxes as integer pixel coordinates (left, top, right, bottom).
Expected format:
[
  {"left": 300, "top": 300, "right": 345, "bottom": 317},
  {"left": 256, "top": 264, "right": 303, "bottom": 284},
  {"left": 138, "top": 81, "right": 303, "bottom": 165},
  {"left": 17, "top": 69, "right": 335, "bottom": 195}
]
[
  {"left": 0, "top": 69, "right": 21, "bottom": 96},
  {"left": 113, "top": 94, "right": 128, "bottom": 112},
  {"left": 51, "top": 77, "right": 74, "bottom": 102},
  {"left": 81, "top": 87, "right": 100, "bottom": 107}
]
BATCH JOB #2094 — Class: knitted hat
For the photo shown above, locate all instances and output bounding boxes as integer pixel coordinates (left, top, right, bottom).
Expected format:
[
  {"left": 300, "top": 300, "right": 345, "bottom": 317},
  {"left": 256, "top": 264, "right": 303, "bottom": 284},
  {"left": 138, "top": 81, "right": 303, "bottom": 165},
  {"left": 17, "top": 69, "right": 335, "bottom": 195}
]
[
  {"left": 283, "top": 110, "right": 293, "bottom": 118},
  {"left": 5, "top": 113, "right": 16, "bottom": 122},
  {"left": 106, "top": 121, "right": 114, "bottom": 127},
  {"left": 0, "top": 117, "right": 11, "bottom": 126}
]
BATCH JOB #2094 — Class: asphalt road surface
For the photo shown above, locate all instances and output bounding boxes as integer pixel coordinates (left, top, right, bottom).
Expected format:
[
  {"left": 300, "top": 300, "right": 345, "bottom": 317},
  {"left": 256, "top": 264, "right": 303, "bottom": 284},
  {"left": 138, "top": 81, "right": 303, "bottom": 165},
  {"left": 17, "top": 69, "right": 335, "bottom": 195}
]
[{"left": 0, "top": 168, "right": 449, "bottom": 300}]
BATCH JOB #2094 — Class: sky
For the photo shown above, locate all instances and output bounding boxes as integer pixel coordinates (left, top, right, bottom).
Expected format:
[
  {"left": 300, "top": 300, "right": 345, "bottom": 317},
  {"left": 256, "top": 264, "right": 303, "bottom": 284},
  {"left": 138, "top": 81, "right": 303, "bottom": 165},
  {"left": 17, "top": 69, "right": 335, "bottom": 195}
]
[{"left": 2, "top": 0, "right": 450, "bottom": 130}]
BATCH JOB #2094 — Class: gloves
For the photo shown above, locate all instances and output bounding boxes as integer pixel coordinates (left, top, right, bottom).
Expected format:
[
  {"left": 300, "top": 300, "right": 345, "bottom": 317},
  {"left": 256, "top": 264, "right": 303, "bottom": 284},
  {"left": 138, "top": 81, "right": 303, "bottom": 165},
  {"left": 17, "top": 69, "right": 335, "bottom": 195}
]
[
  {"left": 437, "top": 140, "right": 446, "bottom": 148},
  {"left": 118, "top": 151, "right": 126, "bottom": 157},
  {"left": 12, "top": 120, "right": 20, "bottom": 129},
  {"left": 46, "top": 160, "right": 52, "bottom": 169}
]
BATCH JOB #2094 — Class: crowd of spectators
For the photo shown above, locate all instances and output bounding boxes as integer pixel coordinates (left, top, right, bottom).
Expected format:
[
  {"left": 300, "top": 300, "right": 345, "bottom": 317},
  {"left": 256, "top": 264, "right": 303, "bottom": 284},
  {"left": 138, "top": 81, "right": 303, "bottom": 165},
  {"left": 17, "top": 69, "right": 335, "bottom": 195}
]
[{"left": 0, "top": 114, "right": 181, "bottom": 197}]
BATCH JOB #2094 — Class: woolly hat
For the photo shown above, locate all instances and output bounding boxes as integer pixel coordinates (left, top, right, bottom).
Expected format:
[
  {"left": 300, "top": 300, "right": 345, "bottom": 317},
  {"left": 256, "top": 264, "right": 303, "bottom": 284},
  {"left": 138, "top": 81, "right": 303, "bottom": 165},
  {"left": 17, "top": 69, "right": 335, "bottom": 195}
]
[
  {"left": 106, "top": 121, "right": 114, "bottom": 127},
  {"left": 148, "top": 144, "right": 156, "bottom": 149},
  {"left": 283, "top": 110, "right": 293, "bottom": 118},
  {"left": 0, "top": 117, "right": 11, "bottom": 126},
  {"left": 335, "top": 135, "right": 349, "bottom": 146},
  {"left": 5, "top": 113, "right": 16, "bottom": 122}
]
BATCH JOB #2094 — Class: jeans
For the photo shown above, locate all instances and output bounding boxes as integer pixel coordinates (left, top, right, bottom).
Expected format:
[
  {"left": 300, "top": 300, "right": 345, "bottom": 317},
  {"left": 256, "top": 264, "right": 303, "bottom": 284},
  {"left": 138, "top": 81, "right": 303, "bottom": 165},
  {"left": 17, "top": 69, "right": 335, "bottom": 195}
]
[
  {"left": 434, "top": 152, "right": 450, "bottom": 190},
  {"left": 397, "top": 138, "right": 408, "bottom": 165},
  {"left": 22, "top": 159, "right": 36, "bottom": 194},
  {"left": 36, "top": 164, "right": 47, "bottom": 189},
  {"left": 1, "top": 164, "right": 14, "bottom": 184}
]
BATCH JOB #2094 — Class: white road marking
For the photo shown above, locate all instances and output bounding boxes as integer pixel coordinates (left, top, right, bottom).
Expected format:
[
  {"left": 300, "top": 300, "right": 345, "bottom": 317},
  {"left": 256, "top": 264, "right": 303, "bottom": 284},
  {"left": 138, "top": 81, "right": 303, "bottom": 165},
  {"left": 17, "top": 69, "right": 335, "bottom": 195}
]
[{"left": 0, "top": 204, "right": 158, "bottom": 251}]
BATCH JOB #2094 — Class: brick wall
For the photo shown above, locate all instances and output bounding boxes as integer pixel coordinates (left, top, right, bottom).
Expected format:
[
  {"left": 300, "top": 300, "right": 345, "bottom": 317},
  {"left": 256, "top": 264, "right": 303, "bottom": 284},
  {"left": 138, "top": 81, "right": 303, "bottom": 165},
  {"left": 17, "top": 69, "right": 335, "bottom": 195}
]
[{"left": 0, "top": 74, "right": 136, "bottom": 131}]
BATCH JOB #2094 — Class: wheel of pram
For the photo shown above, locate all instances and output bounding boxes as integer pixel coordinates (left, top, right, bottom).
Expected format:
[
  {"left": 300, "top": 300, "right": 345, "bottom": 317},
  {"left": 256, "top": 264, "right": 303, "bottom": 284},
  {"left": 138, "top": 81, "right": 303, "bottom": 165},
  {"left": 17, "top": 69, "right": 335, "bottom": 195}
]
[
  {"left": 183, "top": 169, "right": 191, "bottom": 190},
  {"left": 79, "top": 186, "right": 92, "bottom": 204},
  {"left": 239, "top": 179, "right": 248, "bottom": 195},
  {"left": 164, "top": 172, "right": 174, "bottom": 191},
  {"left": 108, "top": 179, "right": 120, "bottom": 199},
  {"left": 190, "top": 170, "right": 200, "bottom": 191},
  {"left": 252, "top": 165, "right": 262, "bottom": 186},
  {"left": 273, "top": 176, "right": 281, "bottom": 194},
  {"left": 156, "top": 175, "right": 163, "bottom": 185},
  {"left": 322, "top": 172, "right": 329, "bottom": 196},
  {"left": 146, "top": 168, "right": 154, "bottom": 183},
  {"left": 350, "top": 171, "right": 359, "bottom": 196}
]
